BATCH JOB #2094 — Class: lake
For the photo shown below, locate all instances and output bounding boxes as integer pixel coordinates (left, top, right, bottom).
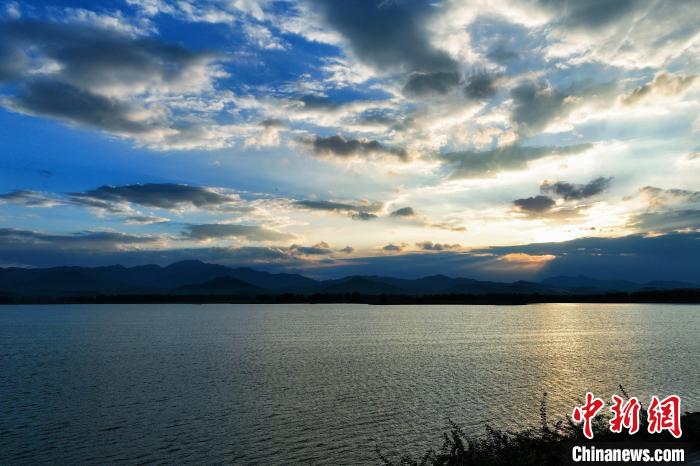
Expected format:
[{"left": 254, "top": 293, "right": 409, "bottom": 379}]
[{"left": 1, "top": 303, "right": 699, "bottom": 464}]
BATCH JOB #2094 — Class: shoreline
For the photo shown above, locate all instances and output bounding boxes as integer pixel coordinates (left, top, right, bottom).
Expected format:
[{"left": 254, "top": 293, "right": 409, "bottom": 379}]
[{"left": 3, "top": 289, "right": 700, "bottom": 305}]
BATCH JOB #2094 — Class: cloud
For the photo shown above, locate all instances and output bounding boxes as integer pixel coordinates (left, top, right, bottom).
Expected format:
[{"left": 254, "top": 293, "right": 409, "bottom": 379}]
[
  {"left": 59, "top": 7, "right": 156, "bottom": 37},
  {"left": 304, "top": 135, "right": 407, "bottom": 160},
  {"left": 416, "top": 241, "right": 461, "bottom": 251},
  {"left": 0, "top": 228, "right": 159, "bottom": 251},
  {"left": 0, "top": 190, "right": 57, "bottom": 207},
  {"left": 499, "top": 252, "right": 556, "bottom": 264},
  {"left": 382, "top": 243, "right": 403, "bottom": 252},
  {"left": 298, "top": 94, "right": 346, "bottom": 111},
  {"left": 510, "top": 81, "right": 571, "bottom": 134},
  {"left": 390, "top": 207, "right": 416, "bottom": 217},
  {"left": 308, "top": 0, "right": 456, "bottom": 73},
  {"left": 304, "top": 232, "right": 700, "bottom": 282},
  {"left": 513, "top": 195, "right": 556, "bottom": 213},
  {"left": 2, "top": 228, "right": 700, "bottom": 284},
  {"left": 534, "top": 0, "right": 639, "bottom": 30},
  {"left": 339, "top": 246, "right": 355, "bottom": 254},
  {"left": 294, "top": 199, "right": 382, "bottom": 212},
  {"left": 638, "top": 186, "right": 700, "bottom": 207},
  {"left": 388, "top": 206, "right": 466, "bottom": 232},
  {"left": 0, "top": 242, "right": 310, "bottom": 269},
  {"left": 540, "top": 177, "right": 612, "bottom": 200},
  {"left": 628, "top": 209, "right": 700, "bottom": 233},
  {"left": 464, "top": 72, "right": 498, "bottom": 100},
  {"left": 442, "top": 143, "right": 592, "bottom": 178},
  {"left": 0, "top": 19, "right": 228, "bottom": 149},
  {"left": 537, "top": 1, "right": 700, "bottom": 68},
  {"left": 70, "top": 184, "right": 241, "bottom": 211},
  {"left": 487, "top": 46, "right": 518, "bottom": 63},
  {"left": 293, "top": 198, "right": 383, "bottom": 222},
  {"left": 252, "top": 118, "right": 286, "bottom": 147},
  {"left": 123, "top": 215, "right": 169, "bottom": 225},
  {"left": 290, "top": 242, "right": 332, "bottom": 256},
  {"left": 620, "top": 73, "right": 697, "bottom": 106},
  {"left": 429, "top": 222, "right": 468, "bottom": 232},
  {"left": 6, "top": 80, "right": 154, "bottom": 135},
  {"left": 1, "top": 19, "right": 222, "bottom": 96},
  {"left": 403, "top": 71, "right": 461, "bottom": 96},
  {"left": 474, "top": 231, "right": 700, "bottom": 282},
  {"left": 183, "top": 224, "right": 294, "bottom": 242},
  {"left": 351, "top": 211, "right": 378, "bottom": 221},
  {"left": 628, "top": 186, "right": 700, "bottom": 232}
]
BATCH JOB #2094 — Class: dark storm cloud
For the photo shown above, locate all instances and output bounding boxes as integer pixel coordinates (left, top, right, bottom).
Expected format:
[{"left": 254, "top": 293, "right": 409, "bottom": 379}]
[
  {"left": 620, "top": 73, "right": 697, "bottom": 106},
  {"left": 382, "top": 243, "right": 403, "bottom": 252},
  {"left": 403, "top": 71, "right": 461, "bottom": 96},
  {"left": 305, "top": 135, "right": 407, "bottom": 160},
  {"left": 442, "top": 143, "right": 592, "bottom": 178},
  {"left": 308, "top": 0, "right": 456, "bottom": 73},
  {"left": 339, "top": 246, "right": 355, "bottom": 254},
  {"left": 464, "top": 72, "right": 497, "bottom": 100},
  {"left": 351, "top": 212, "right": 378, "bottom": 221},
  {"left": 540, "top": 177, "right": 612, "bottom": 200},
  {"left": 0, "top": 228, "right": 158, "bottom": 250},
  {"left": 8, "top": 80, "right": 152, "bottom": 134},
  {"left": 183, "top": 224, "right": 294, "bottom": 242},
  {"left": 513, "top": 195, "right": 556, "bottom": 213},
  {"left": 71, "top": 184, "right": 238, "bottom": 210},
  {"left": 390, "top": 207, "right": 416, "bottom": 217}
]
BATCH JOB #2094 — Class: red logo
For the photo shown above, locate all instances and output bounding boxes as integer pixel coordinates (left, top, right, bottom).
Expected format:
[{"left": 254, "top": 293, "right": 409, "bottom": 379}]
[
  {"left": 647, "top": 395, "right": 682, "bottom": 438},
  {"left": 571, "top": 393, "right": 682, "bottom": 439},
  {"left": 609, "top": 394, "right": 641, "bottom": 435},
  {"left": 572, "top": 392, "right": 605, "bottom": 439}
]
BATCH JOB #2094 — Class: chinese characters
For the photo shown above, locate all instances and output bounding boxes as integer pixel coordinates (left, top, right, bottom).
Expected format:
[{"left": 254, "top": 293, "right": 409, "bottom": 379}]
[{"left": 571, "top": 393, "right": 682, "bottom": 439}]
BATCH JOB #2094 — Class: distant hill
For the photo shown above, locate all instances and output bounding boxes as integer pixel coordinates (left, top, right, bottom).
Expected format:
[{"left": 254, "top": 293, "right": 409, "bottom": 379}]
[
  {"left": 541, "top": 275, "right": 699, "bottom": 294},
  {"left": 319, "top": 276, "right": 405, "bottom": 295},
  {"left": 0, "top": 261, "right": 698, "bottom": 300},
  {"left": 541, "top": 275, "right": 641, "bottom": 293},
  {"left": 174, "top": 277, "right": 262, "bottom": 295}
]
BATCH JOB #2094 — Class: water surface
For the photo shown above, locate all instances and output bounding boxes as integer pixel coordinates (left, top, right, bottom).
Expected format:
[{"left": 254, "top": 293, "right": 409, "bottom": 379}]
[{"left": 1, "top": 303, "right": 698, "bottom": 464}]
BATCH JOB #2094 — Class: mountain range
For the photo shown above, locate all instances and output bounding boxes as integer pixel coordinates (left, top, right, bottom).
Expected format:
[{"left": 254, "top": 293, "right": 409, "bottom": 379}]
[{"left": 0, "top": 260, "right": 697, "bottom": 299}]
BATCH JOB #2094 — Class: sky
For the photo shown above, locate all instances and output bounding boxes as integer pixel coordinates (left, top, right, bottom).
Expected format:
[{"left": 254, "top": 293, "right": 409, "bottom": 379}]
[{"left": 0, "top": 0, "right": 699, "bottom": 281}]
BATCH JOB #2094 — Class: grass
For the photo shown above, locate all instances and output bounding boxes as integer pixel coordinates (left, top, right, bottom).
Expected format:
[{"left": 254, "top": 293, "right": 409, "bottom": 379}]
[{"left": 377, "top": 389, "right": 699, "bottom": 465}]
